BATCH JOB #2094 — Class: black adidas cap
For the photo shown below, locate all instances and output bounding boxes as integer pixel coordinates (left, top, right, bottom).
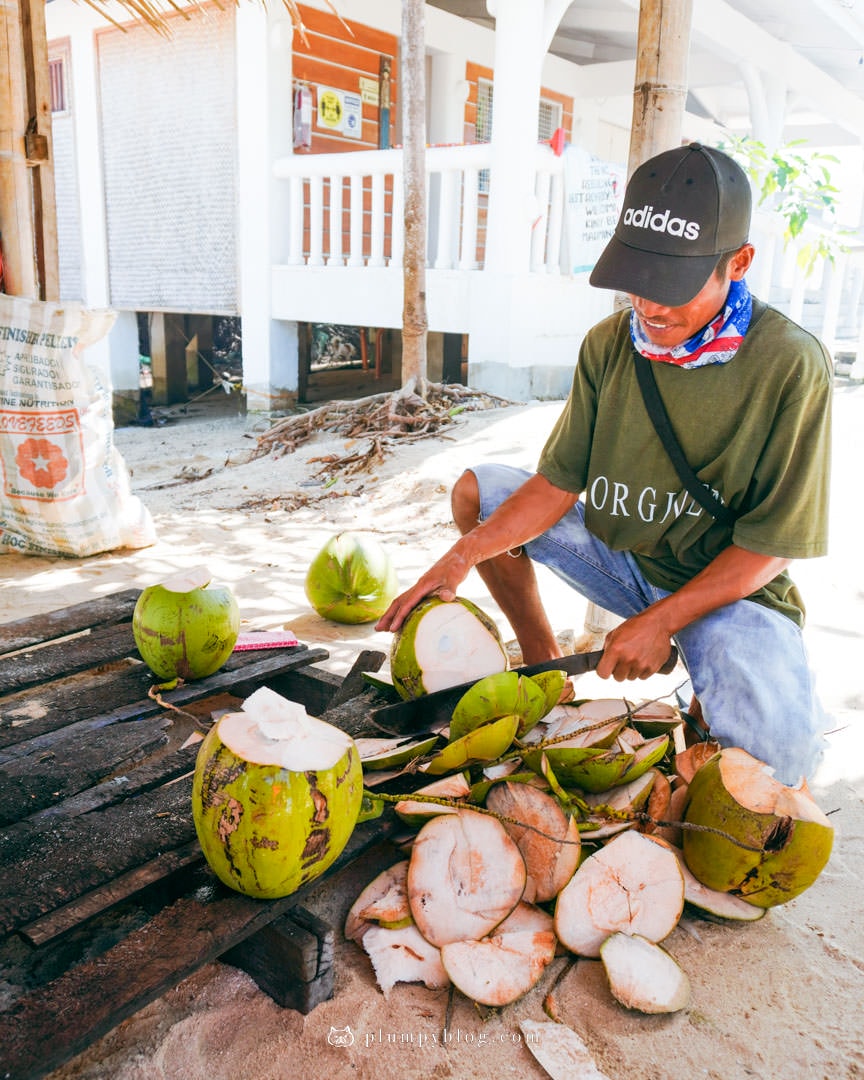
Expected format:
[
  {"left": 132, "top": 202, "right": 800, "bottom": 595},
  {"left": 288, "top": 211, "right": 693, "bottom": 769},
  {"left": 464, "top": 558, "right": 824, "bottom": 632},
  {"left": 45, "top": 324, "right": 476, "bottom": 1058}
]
[{"left": 589, "top": 143, "right": 752, "bottom": 306}]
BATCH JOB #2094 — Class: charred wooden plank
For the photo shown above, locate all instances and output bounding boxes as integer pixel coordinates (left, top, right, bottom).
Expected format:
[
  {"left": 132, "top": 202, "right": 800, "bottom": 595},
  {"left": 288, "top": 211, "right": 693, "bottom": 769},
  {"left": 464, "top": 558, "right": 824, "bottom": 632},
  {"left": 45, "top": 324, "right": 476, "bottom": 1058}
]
[
  {"left": 0, "top": 648, "right": 329, "bottom": 769},
  {"left": 0, "top": 624, "right": 138, "bottom": 694},
  {"left": 0, "top": 661, "right": 156, "bottom": 749},
  {"left": 0, "top": 589, "right": 140, "bottom": 656},
  {"left": 0, "top": 777, "right": 196, "bottom": 937},
  {"left": 20, "top": 838, "right": 204, "bottom": 947},
  {"left": 0, "top": 818, "right": 395, "bottom": 1080},
  {"left": 0, "top": 714, "right": 171, "bottom": 826}
]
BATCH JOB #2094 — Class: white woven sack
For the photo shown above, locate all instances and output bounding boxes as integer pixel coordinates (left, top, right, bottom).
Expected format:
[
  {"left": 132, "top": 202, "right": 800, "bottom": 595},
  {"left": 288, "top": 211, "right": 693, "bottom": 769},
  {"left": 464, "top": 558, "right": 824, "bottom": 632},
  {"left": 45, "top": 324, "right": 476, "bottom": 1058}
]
[{"left": 0, "top": 294, "right": 156, "bottom": 557}]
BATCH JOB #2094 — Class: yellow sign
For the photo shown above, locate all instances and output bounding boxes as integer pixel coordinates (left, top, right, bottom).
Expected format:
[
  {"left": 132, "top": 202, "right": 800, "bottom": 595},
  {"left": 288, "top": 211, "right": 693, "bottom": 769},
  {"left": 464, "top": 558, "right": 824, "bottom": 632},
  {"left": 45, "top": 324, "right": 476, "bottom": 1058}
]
[{"left": 317, "top": 88, "right": 343, "bottom": 130}]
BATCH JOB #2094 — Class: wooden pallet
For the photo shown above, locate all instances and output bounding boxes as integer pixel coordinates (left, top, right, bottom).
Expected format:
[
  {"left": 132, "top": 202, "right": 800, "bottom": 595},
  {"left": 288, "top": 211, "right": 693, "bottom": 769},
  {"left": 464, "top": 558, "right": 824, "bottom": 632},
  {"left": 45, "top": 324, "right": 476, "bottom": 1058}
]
[{"left": 0, "top": 590, "right": 404, "bottom": 1080}]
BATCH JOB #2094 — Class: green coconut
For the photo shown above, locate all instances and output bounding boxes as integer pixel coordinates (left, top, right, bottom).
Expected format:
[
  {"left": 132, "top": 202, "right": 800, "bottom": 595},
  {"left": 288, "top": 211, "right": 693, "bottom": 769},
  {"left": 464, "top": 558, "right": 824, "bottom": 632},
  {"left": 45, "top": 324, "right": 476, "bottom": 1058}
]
[
  {"left": 132, "top": 565, "right": 240, "bottom": 681},
  {"left": 192, "top": 687, "right": 363, "bottom": 899},
  {"left": 305, "top": 532, "right": 398, "bottom": 624},
  {"left": 681, "top": 747, "right": 834, "bottom": 908},
  {"left": 389, "top": 596, "right": 508, "bottom": 701},
  {"left": 423, "top": 714, "right": 520, "bottom": 776},
  {"left": 450, "top": 671, "right": 549, "bottom": 741}
]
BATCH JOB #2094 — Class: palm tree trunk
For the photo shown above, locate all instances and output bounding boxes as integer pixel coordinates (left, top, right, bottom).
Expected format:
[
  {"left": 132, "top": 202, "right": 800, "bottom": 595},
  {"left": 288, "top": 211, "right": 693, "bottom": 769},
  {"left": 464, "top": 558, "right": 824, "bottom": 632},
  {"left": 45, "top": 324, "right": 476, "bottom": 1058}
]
[{"left": 400, "top": 0, "right": 428, "bottom": 394}]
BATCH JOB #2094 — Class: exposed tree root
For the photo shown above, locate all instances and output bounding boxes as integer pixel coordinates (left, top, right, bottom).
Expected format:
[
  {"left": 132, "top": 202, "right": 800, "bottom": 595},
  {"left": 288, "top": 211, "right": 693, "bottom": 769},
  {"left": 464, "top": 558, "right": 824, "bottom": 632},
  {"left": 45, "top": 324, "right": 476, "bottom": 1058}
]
[{"left": 253, "top": 383, "right": 518, "bottom": 477}]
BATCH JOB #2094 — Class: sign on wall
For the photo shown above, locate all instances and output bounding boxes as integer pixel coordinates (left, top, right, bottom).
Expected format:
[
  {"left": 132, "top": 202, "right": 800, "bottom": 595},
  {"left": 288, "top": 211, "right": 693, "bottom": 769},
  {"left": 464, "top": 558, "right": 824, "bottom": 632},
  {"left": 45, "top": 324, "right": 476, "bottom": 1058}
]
[
  {"left": 563, "top": 147, "right": 625, "bottom": 274},
  {"left": 316, "top": 86, "right": 363, "bottom": 139}
]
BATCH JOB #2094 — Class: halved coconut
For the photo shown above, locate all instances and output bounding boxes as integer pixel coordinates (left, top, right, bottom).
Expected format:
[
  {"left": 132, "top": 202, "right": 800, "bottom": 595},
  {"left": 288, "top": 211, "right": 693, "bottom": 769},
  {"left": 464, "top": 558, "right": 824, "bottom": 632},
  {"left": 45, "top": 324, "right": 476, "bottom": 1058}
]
[
  {"left": 486, "top": 782, "right": 581, "bottom": 902},
  {"left": 681, "top": 747, "right": 834, "bottom": 908},
  {"left": 394, "top": 772, "right": 472, "bottom": 827},
  {"left": 345, "top": 861, "right": 412, "bottom": 943},
  {"left": 407, "top": 809, "right": 526, "bottom": 946},
  {"left": 554, "top": 830, "right": 685, "bottom": 957},
  {"left": 439, "top": 901, "right": 557, "bottom": 1007},
  {"left": 600, "top": 933, "right": 690, "bottom": 1014},
  {"left": 361, "top": 922, "right": 450, "bottom": 996},
  {"left": 389, "top": 596, "right": 508, "bottom": 700}
]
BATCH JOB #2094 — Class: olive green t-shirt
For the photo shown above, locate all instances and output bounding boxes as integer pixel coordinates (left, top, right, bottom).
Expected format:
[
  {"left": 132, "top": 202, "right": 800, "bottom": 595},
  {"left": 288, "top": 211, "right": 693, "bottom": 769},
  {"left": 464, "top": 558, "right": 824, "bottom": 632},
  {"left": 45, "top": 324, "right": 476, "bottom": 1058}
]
[{"left": 537, "top": 300, "right": 832, "bottom": 626}]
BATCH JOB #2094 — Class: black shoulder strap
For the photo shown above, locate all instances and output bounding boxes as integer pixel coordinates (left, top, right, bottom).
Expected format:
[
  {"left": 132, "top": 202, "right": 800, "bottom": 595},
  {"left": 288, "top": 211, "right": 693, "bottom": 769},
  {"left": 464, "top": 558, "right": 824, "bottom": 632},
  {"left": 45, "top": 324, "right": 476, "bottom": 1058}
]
[{"left": 632, "top": 350, "right": 738, "bottom": 528}]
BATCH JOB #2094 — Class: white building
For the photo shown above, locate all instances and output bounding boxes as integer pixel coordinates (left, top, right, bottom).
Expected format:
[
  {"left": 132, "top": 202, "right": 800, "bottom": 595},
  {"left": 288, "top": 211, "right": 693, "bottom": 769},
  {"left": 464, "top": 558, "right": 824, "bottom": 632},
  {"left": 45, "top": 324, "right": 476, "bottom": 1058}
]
[{"left": 45, "top": 0, "right": 864, "bottom": 420}]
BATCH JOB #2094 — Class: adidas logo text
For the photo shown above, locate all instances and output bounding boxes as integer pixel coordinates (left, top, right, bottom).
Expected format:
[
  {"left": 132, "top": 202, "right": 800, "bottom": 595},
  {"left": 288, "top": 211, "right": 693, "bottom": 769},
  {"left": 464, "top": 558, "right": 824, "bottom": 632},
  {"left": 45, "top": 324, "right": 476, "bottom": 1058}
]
[{"left": 623, "top": 205, "right": 700, "bottom": 240}]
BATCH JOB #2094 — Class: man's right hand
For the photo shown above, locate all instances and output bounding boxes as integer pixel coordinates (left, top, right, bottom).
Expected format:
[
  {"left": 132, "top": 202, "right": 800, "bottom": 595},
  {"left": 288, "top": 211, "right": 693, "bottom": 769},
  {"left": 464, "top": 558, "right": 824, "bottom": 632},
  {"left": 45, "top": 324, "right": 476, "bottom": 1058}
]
[{"left": 374, "top": 548, "right": 472, "bottom": 632}]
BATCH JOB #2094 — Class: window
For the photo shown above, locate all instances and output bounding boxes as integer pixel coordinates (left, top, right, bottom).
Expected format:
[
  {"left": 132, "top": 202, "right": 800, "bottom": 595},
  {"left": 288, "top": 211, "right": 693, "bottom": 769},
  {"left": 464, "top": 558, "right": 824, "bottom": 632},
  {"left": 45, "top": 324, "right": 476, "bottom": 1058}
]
[
  {"left": 475, "top": 81, "right": 563, "bottom": 192},
  {"left": 49, "top": 56, "right": 68, "bottom": 115}
]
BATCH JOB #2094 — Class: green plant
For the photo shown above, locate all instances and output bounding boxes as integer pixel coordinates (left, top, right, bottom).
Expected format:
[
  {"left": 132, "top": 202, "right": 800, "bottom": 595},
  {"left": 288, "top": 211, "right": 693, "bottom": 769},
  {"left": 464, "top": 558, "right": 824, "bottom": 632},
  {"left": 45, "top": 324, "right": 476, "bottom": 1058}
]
[{"left": 719, "top": 135, "right": 847, "bottom": 275}]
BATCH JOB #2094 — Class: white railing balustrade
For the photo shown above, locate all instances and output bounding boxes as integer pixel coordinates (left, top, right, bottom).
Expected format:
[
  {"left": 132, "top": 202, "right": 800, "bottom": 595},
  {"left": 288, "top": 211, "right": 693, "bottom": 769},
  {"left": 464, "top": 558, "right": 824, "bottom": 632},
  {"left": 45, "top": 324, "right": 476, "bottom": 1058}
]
[{"left": 273, "top": 142, "right": 567, "bottom": 274}]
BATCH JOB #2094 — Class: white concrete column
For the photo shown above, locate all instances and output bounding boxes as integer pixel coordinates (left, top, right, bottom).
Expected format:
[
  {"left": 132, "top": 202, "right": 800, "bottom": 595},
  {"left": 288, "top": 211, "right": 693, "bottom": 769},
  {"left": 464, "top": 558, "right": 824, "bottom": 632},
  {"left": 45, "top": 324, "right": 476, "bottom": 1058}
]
[
  {"left": 484, "top": 0, "right": 546, "bottom": 273},
  {"left": 427, "top": 52, "right": 470, "bottom": 146},
  {"left": 237, "top": 4, "right": 298, "bottom": 415}
]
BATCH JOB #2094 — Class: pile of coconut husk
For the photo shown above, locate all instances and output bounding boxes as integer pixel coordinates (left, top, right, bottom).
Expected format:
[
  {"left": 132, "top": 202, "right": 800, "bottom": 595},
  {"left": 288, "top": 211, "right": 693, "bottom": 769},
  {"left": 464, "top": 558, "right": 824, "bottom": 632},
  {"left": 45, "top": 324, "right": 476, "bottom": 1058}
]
[
  {"left": 346, "top": 661, "right": 835, "bottom": 1075},
  {"left": 252, "top": 383, "right": 516, "bottom": 478}
]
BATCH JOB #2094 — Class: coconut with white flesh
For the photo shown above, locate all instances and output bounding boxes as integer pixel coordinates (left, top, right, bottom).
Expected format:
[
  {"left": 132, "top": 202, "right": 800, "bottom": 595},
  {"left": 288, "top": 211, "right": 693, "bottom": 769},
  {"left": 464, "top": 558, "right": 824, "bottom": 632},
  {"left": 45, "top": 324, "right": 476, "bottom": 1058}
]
[
  {"left": 361, "top": 923, "right": 450, "bottom": 996},
  {"left": 407, "top": 809, "right": 527, "bottom": 947},
  {"left": 600, "top": 932, "right": 691, "bottom": 1014},
  {"left": 439, "top": 901, "right": 557, "bottom": 1007},
  {"left": 345, "top": 861, "right": 413, "bottom": 942},
  {"left": 132, "top": 565, "right": 240, "bottom": 681},
  {"left": 485, "top": 782, "right": 581, "bottom": 902},
  {"left": 191, "top": 687, "right": 362, "bottom": 899},
  {"left": 554, "top": 830, "right": 685, "bottom": 957},
  {"left": 681, "top": 747, "right": 834, "bottom": 908},
  {"left": 389, "top": 596, "right": 508, "bottom": 701}
]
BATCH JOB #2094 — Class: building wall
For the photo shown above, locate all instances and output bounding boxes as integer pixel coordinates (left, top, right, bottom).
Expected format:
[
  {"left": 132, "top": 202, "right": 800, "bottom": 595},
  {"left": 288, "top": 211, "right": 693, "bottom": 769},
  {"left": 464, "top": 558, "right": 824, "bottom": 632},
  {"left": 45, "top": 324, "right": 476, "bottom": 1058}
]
[
  {"left": 47, "top": 39, "right": 84, "bottom": 304},
  {"left": 96, "top": 4, "right": 238, "bottom": 313}
]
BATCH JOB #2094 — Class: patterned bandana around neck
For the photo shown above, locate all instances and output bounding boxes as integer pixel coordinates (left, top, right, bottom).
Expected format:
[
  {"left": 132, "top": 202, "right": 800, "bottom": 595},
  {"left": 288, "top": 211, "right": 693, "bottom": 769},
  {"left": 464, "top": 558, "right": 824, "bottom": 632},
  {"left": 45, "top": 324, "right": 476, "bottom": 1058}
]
[{"left": 630, "top": 278, "right": 753, "bottom": 369}]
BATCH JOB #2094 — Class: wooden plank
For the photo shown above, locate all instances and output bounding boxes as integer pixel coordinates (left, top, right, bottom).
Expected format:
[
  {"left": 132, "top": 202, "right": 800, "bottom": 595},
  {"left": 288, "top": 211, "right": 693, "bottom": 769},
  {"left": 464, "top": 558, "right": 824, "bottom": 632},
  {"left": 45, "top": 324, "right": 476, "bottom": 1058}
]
[
  {"left": 0, "top": 623, "right": 138, "bottom": 694},
  {"left": 0, "top": 714, "right": 171, "bottom": 826},
  {"left": 0, "top": 662, "right": 161, "bottom": 750},
  {"left": 0, "top": 776, "right": 197, "bottom": 936},
  {"left": 0, "top": 589, "right": 140, "bottom": 655},
  {"left": 20, "top": 838, "right": 204, "bottom": 947},
  {"left": 3, "top": 743, "right": 200, "bottom": 840},
  {"left": 0, "top": 648, "right": 330, "bottom": 767},
  {"left": 0, "top": 642, "right": 330, "bottom": 751},
  {"left": 0, "top": 817, "right": 396, "bottom": 1080}
]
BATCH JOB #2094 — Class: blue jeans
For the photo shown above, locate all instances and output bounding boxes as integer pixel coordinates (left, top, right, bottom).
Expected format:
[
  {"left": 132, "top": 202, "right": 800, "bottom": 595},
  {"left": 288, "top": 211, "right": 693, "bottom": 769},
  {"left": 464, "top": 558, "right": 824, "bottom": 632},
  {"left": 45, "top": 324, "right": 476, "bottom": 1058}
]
[{"left": 472, "top": 463, "right": 827, "bottom": 785}]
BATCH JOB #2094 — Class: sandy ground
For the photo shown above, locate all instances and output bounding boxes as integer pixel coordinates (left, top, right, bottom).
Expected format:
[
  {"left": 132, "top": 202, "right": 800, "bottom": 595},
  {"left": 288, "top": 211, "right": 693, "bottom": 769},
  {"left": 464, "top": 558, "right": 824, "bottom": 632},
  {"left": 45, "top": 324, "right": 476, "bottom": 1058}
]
[{"left": 2, "top": 382, "right": 863, "bottom": 1080}]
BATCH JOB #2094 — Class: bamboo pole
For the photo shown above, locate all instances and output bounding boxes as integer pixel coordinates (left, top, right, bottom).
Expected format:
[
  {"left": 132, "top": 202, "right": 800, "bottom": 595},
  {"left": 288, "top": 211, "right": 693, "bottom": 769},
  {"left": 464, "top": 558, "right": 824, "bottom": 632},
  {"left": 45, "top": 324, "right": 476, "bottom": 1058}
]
[
  {"left": 399, "top": 0, "right": 428, "bottom": 393},
  {"left": 628, "top": 0, "right": 694, "bottom": 176},
  {"left": 584, "top": 0, "right": 694, "bottom": 651}
]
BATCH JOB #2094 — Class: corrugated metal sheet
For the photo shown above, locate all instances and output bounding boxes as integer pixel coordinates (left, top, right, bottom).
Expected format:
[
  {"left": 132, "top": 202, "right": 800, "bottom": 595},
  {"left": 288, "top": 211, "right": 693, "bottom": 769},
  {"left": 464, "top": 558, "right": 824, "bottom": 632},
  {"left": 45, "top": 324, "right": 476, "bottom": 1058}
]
[{"left": 98, "top": 6, "right": 238, "bottom": 312}]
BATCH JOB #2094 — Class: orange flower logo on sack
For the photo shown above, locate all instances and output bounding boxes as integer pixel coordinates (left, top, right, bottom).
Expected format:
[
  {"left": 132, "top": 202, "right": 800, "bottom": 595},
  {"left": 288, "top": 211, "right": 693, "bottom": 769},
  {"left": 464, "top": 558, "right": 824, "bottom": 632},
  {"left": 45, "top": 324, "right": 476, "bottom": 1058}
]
[{"left": 15, "top": 437, "right": 69, "bottom": 488}]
